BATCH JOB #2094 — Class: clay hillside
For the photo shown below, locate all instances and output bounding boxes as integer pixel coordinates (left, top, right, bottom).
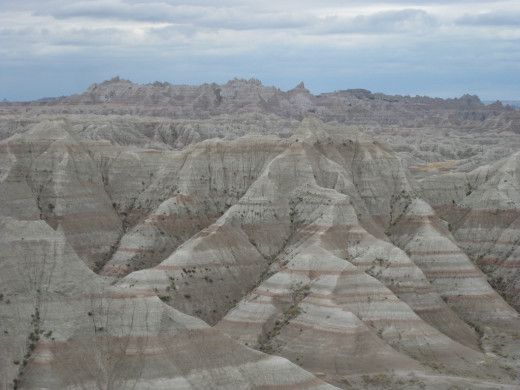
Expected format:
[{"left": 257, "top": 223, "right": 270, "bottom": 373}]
[{"left": 1, "top": 79, "right": 519, "bottom": 390}]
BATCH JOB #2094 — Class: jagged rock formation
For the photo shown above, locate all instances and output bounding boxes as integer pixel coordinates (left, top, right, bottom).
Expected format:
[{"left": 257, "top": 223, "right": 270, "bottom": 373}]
[
  {"left": 2, "top": 78, "right": 520, "bottom": 175},
  {"left": 2, "top": 77, "right": 514, "bottom": 122},
  {"left": 1, "top": 81, "right": 520, "bottom": 389}
]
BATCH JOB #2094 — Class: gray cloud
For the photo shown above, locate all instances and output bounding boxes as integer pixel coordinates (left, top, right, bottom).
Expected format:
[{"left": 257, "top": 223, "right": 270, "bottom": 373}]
[
  {"left": 311, "top": 9, "right": 438, "bottom": 35},
  {"left": 39, "top": 2, "right": 438, "bottom": 34},
  {"left": 456, "top": 11, "right": 520, "bottom": 26},
  {"left": 40, "top": 1, "right": 312, "bottom": 31},
  {"left": 47, "top": 1, "right": 200, "bottom": 23}
]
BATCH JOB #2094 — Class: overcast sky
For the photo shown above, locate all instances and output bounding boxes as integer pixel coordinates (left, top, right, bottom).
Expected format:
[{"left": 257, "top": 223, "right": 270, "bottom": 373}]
[{"left": 1, "top": 0, "right": 519, "bottom": 101}]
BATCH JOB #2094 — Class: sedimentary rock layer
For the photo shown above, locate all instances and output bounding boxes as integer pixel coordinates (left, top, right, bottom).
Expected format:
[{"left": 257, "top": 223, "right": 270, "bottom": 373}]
[
  {"left": 420, "top": 151, "right": 520, "bottom": 312},
  {"left": 0, "top": 216, "right": 338, "bottom": 390},
  {"left": 0, "top": 120, "right": 123, "bottom": 269},
  {"left": 2, "top": 114, "right": 520, "bottom": 389}
]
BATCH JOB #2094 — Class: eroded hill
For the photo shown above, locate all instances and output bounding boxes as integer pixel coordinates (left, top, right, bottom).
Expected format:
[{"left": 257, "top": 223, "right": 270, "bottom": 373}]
[{"left": 1, "top": 80, "right": 520, "bottom": 390}]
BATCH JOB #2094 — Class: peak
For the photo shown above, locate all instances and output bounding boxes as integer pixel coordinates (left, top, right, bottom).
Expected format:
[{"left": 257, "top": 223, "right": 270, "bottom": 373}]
[
  {"left": 86, "top": 76, "right": 133, "bottom": 92},
  {"left": 102, "top": 76, "right": 132, "bottom": 85},
  {"left": 292, "top": 116, "right": 331, "bottom": 143},
  {"left": 224, "top": 78, "right": 263, "bottom": 87},
  {"left": 458, "top": 94, "right": 483, "bottom": 106},
  {"left": 289, "top": 81, "right": 309, "bottom": 92},
  {"left": 487, "top": 100, "right": 504, "bottom": 109}
]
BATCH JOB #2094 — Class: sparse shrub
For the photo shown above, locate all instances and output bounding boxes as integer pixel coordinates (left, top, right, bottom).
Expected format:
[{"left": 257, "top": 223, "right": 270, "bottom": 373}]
[
  {"left": 285, "top": 305, "right": 301, "bottom": 317},
  {"left": 159, "top": 295, "right": 170, "bottom": 302}
]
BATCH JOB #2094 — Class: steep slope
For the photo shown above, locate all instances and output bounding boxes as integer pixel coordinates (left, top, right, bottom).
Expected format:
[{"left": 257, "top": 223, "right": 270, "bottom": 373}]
[
  {"left": 0, "top": 216, "right": 338, "bottom": 390},
  {"left": 118, "top": 117, "right": 518, "bottom": 387},
  {"left": 2, "top": 114, "right": 520, "bottom": 389},
  {"left": 420, "top": 151, "right": 520, "bottom": 312},
  {"left": 0, "top": 120, "right": 123, "bottom": 269},
  {"left": 102, "top": 134, "right": 287, "bottom": 277},
  {"left": 388, "top": 198, "right": 518, "bottom": 325}
]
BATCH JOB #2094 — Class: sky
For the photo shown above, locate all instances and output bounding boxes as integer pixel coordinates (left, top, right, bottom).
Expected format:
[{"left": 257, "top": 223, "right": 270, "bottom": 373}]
[{"left": 1, "top": 0, "right": 519, "bottom": 102}]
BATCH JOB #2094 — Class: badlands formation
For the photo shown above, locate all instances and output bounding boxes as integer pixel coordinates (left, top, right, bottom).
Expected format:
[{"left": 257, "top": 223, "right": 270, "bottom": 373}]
[{"left": 1, "top": 79, "right": 520, "bottom": 390}]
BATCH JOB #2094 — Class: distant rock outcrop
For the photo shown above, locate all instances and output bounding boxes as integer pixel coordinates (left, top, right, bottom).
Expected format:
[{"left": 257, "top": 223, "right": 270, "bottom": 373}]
[
  {"left": 2, "top": 78, "right": 519, "bottom": 177},
  {"left": 1, "top": 77, "right": 514, "bottom": 124}
]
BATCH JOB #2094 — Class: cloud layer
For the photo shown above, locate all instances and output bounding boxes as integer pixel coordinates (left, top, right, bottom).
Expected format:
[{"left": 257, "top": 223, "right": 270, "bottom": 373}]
[{"left": 1, "top": 0, "right": 519, "bottom": 101}]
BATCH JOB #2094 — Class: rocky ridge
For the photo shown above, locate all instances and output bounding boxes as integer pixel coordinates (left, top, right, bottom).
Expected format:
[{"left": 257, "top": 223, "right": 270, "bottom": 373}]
[
  {"left": 1, "top": 79, "right": 520, "bottom": 389},
  {"left": 2, "top": 77, "right": 520, "bottom": 175},
  {"left": 4, "top": 77, "right": 514, "bottom": 122},
  {"left": 1, "top": 114, "right": 519, "bottom": 389}
]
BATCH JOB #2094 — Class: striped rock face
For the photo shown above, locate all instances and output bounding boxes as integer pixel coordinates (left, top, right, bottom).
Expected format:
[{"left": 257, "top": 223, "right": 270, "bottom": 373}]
[
  {"left": 1, "top": 116, "right": 520, "bottom": 390},
  {"left": 102, "top": 134, "right": 287, "bottom": 277},
  {"left": 0, "top": 120, "right": 123, "bottom": 269},
  {"left": 420, "top": 151, "right": 520, "bottom": 313},
  {"left": 0, "top": 217, "right": 338, "bottom": 390}
]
